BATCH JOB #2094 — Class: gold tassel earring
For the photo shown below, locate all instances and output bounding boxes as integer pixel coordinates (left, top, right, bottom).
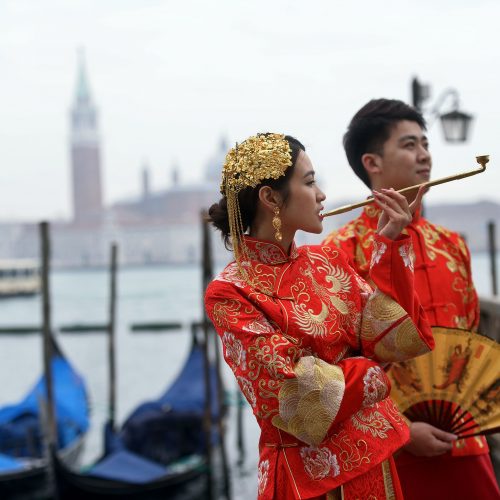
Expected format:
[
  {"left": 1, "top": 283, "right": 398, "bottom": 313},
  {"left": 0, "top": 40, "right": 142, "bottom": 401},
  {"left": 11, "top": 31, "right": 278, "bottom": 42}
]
[{"left": 272, "top": 207, "right": 282, "bottom": 242}]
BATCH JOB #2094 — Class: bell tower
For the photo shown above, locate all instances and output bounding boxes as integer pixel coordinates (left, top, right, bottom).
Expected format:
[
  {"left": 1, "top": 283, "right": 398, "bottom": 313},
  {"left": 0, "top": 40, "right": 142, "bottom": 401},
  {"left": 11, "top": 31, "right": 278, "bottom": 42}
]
[{"left": 70, "top": 49, "right": 103, "bottom": 225}]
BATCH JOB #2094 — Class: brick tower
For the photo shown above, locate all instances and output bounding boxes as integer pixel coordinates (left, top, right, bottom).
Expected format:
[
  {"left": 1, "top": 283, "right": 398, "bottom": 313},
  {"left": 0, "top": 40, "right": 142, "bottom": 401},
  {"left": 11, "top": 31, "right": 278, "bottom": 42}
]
[{"left": 70, "top": 50, "right": 103, "bottom": 225}]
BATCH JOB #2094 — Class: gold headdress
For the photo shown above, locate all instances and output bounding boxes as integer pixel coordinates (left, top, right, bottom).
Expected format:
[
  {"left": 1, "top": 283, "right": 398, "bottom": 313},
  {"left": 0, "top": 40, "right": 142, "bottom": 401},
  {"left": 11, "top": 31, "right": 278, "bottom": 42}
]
[{"left": 221, "top": 133, "right": 292, "bottom": 282}]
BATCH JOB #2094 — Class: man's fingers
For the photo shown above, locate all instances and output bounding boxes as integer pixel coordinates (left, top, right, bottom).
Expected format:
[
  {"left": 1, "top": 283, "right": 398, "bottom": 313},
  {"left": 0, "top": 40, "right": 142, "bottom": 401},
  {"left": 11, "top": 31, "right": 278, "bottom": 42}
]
[
  {"left": 432, "top": 427, "right": 458, "bottom": 443},
  {"left": 429, "top": 439, "right": 454, "bottom": 456}
]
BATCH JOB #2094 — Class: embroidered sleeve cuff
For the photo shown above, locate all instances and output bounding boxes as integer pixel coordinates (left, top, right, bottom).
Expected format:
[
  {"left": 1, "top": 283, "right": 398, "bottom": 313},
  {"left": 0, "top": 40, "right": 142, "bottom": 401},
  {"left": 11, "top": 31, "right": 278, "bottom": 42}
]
[
  {"left": 272, "top": 356, "right": 345, "bottom": 446},
  {"left": 360, "top": 290, "right": 430, "bottom": 361},
  {"left": 272, "top": 357, "right": 392, "bottom": 446}
]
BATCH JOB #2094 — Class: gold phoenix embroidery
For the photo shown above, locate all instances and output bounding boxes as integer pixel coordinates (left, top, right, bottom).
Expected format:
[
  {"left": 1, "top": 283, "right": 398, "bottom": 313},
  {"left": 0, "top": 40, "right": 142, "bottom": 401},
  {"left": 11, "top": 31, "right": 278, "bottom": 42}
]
[{"left": 289, "top": 248, "right": 356, "bottom": 338}]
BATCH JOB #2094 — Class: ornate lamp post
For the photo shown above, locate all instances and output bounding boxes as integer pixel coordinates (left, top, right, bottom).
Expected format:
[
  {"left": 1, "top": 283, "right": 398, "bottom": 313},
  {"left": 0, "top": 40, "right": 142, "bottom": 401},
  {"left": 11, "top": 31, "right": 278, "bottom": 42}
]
[{"left": 411, "top": 77, "right": 474, "bottom": 143}]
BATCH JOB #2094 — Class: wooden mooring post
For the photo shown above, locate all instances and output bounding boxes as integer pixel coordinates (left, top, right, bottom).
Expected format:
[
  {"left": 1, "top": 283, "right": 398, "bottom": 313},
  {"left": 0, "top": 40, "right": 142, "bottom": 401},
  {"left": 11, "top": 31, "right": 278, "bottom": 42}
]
[
  {"left": 201, "top": 211, "right": 232, "bottom": 500},
  {"left": 39, "top": 221, "right": 59, "bottom": 499},
  {"left": 107, "top": 243, "right": 118, "bottom": 432}
]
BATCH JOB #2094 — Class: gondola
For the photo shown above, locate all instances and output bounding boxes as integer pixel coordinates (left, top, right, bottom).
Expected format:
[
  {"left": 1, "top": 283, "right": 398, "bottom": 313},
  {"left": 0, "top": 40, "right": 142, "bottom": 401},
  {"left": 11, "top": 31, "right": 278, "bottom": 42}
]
[
  {"left": 51, "top": 324, "right": 225, "bottom": 500},
  {"left": 0, "top": 337, "right": 90, "bottom": 500}
]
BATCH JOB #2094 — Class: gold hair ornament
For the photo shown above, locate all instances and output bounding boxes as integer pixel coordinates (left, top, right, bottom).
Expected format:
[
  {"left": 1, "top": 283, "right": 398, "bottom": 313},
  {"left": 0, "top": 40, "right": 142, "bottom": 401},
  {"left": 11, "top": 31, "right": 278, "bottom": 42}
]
[{"left": 221, "top": 133, "right": 292, "bottom": 283}]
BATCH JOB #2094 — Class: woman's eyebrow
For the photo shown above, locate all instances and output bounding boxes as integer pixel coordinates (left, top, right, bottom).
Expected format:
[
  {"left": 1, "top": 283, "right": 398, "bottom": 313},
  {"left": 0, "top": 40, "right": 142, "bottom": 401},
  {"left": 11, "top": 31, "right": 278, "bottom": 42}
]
[{"left": 303, "top": 170, "right": 315, "bottom": 179}]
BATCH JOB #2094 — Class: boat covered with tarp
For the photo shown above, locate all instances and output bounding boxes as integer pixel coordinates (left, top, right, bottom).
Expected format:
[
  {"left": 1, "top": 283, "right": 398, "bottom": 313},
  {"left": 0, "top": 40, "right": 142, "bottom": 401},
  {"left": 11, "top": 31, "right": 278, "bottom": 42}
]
[
  {"left": 52, "top": 330, "right": 224, "bottom": 499},
  {"left": 0, "top": 339, "right": 89, "bottom": 499}
]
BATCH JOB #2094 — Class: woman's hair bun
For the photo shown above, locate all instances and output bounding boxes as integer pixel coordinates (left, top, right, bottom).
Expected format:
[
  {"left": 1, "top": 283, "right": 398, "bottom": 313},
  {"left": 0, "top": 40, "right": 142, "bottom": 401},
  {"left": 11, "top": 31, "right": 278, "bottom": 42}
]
[{"left": 208, "top": 198, "right": 231, "bottom": 247}]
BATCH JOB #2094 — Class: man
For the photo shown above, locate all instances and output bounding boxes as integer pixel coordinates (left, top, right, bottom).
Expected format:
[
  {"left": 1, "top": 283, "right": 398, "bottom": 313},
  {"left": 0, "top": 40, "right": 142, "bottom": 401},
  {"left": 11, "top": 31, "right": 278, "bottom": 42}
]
[{"left": 323, "top": 98, "right": 499, "bottom": 499}]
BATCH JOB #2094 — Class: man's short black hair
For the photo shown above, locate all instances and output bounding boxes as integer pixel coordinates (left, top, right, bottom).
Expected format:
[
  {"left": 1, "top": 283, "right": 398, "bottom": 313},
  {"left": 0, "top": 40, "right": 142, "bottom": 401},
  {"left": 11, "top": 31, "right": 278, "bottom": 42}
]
[{"left": 343, "top": 98, "right": 427, "bottom": 188}]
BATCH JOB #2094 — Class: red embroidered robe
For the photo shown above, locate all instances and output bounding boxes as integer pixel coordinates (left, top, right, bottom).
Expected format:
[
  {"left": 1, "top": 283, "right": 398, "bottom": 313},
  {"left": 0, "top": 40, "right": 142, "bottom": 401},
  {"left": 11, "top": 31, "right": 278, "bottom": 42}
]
[
  {"left": 323, "top": 205, "right": 500, "bottom": 500},
  {"left": 205, "top": 234, "right": 434, "bottom": 499}
]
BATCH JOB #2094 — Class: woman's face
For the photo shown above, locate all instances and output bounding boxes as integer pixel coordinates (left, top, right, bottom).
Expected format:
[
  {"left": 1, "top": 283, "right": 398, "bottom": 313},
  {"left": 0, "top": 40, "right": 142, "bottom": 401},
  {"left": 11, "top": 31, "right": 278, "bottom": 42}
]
[{"left": 280, "top": 150, "right": 326, "bottom": 234}]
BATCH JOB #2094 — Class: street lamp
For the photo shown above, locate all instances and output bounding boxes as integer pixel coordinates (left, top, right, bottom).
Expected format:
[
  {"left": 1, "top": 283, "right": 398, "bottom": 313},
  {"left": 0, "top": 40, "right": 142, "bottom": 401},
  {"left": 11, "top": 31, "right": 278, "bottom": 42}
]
[{"left": 411, "top": 77, "right": 474, "bottom": 143}]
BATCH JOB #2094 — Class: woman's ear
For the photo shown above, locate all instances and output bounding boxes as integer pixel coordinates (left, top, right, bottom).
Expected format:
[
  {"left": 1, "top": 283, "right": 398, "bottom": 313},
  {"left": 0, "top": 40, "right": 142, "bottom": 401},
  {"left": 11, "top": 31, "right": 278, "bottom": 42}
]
[{"left": 258, "top": 186, "right": 282, "bottom": 212}]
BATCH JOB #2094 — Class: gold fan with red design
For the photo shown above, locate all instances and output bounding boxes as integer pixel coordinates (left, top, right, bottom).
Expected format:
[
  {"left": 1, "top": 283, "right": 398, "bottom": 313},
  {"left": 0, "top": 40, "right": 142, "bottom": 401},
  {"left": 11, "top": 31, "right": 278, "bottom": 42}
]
[{"left": 387, "top": 327, "right": 500, "bottom": 438}]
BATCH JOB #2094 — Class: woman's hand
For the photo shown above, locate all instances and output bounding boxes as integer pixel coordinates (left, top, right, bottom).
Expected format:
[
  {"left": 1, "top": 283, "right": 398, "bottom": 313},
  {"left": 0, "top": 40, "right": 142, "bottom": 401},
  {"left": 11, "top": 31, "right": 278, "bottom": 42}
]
[{"left": 374, "top": 186, "right": 425, "bottom": 240}]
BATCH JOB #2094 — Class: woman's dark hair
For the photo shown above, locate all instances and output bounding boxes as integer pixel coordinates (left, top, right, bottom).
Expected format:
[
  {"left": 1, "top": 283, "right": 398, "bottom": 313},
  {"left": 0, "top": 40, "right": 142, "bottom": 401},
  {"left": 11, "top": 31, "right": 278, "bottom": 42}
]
[
  {"left": 343, "top": 99, "right": 426, "bottom": 188},
  {"left": 208, "top": 134, "right": 305, "bottom": 248}
]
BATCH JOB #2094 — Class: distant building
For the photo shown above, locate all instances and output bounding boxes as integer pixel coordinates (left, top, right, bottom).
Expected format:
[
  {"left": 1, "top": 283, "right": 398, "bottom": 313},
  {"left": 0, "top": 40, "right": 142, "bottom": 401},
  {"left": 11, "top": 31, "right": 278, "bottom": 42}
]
[
  {"left": 109, "top": 140, "right": 226, "bottom": 226},
  {"left": 70, "top": 50, "right": 104, "bottom": 226}
]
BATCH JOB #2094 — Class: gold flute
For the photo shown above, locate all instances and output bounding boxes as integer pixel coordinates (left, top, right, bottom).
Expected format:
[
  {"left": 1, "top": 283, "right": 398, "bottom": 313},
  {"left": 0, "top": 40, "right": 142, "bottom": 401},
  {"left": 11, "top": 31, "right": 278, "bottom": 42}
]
[{"left": 320, "top": 155, "right": 490, "bottom": 218}]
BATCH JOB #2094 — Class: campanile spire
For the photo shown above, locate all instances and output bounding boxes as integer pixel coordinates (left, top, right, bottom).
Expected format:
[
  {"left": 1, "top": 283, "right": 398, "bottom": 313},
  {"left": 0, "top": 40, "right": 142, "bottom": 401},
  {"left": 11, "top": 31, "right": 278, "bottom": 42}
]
[{"left": 69, "top": 48, "right": 103, "bottom": 225}]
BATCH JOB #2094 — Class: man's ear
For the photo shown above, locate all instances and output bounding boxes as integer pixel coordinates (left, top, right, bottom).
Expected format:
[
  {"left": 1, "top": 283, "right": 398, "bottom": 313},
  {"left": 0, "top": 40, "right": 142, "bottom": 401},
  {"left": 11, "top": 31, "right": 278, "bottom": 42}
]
[
  {"left": 361, "top": 153, "right": 382, "bottom": 179},
  {"left": 258, "top": 186, "right": 282, "bottom": 212}
]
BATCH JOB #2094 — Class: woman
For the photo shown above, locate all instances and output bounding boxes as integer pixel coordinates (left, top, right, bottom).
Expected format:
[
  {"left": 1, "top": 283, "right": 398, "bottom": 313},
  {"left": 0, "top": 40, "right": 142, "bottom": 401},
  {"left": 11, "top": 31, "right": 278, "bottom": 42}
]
[{"left": 205, "top": 133, "right": 433, "bottom": 499}]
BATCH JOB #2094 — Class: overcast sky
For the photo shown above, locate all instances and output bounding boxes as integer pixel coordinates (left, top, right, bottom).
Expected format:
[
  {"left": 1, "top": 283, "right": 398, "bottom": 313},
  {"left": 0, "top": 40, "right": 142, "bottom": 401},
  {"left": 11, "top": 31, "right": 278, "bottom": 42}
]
[{"left": 1, "top": 0, "right": 499, "bottom": 221}]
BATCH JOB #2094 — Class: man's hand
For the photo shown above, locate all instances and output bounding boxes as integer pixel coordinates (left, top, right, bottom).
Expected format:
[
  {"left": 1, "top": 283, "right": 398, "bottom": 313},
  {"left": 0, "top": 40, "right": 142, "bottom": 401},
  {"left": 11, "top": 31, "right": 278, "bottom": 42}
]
[
  {"left": 374, "top": 186, "right": 425, "bottom": 240},
  {"left": 404, "top": 421, "right": 457, "bottom": 457}
]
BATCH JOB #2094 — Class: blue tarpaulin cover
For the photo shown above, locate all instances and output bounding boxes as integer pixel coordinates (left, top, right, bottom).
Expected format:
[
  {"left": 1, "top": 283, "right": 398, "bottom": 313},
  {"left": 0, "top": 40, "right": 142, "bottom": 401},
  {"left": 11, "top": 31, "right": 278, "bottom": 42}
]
[
  {"left": 115, "top": 341, "right": 220, "bottom": 465},
  {"left": 0, "top": 354, "right": 89, "bottom": 471},
  {"left": 0, "top": 453, "right": 24, "bottom": 473},
  {"left": 89, "top": 450, "right": 167, "bottom": 484}
]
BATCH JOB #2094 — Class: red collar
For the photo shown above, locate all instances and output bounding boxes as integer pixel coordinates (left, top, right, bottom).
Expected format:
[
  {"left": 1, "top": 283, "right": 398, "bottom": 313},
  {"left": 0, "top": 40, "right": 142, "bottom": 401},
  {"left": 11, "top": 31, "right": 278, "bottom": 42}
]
[{"left": 242, "top": 236, "right": 299, "bottom": 265}]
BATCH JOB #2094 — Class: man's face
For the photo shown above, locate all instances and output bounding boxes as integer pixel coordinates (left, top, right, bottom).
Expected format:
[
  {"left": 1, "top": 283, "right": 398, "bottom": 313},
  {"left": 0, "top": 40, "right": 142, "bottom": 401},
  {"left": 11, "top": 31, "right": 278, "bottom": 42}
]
[{"left": 370, "top": 120, "right": 432, "bottom": 191}]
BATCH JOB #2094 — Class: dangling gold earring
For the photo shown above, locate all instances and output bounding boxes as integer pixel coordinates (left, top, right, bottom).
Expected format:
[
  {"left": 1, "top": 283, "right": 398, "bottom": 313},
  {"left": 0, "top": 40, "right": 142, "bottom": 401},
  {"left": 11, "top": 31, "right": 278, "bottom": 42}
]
[{"left": 272, "top": 207, "right": 282, "bottom": 242}]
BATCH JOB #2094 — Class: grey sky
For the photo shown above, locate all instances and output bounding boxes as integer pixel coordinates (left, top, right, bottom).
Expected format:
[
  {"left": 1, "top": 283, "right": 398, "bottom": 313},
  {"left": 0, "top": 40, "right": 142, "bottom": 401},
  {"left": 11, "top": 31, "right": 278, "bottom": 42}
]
[{"left": 1, "top": 0, "right": 499, "bottom": 220}]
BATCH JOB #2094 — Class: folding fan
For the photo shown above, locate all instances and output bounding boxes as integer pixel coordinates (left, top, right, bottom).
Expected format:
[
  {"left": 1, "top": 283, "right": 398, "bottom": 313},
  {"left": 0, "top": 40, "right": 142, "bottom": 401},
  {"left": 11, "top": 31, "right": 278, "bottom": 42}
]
[{"left": 387, "top": 327, "right": 500, "bottom": 438}]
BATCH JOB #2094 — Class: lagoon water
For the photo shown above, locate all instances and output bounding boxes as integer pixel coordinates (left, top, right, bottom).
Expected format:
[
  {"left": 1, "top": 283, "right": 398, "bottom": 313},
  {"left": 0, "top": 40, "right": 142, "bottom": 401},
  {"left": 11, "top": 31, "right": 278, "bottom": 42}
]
[{"left": 0, "top": 251, "right": 498, "bottom": 499}]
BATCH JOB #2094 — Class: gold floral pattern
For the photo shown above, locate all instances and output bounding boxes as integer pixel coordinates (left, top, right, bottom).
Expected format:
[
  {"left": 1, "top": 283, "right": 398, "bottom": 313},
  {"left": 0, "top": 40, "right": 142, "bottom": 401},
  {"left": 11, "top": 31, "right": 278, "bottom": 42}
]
[
  {"left": 248, "top": 335, "right": 297, "bottom": 380},
  {"left": 331, "top": 430, "right": 372, "bottom": 472},
  {"left": 351, "top": 407, "right": 393, "bottom": 439},
  {"left": 211, "top": 298, "right": 242, "bottom": 328}
]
